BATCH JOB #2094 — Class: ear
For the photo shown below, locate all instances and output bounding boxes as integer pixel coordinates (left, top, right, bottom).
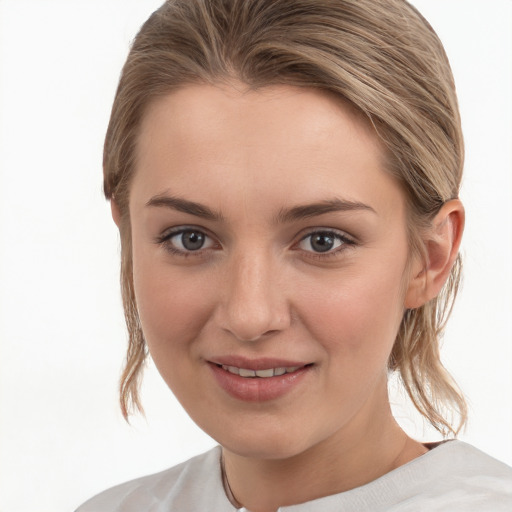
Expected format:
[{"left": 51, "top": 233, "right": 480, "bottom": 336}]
[
  {"left": 404, "top": 199, "right": 464, "bottom": 309},
  {"left": 111, "top": 198, "right": 122, "bottom": 228}
]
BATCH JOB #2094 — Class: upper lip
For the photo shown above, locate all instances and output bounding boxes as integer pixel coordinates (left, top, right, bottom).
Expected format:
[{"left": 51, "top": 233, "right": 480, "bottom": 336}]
[{"left": 208, "top": 356, "right": 311, "bottom": 371}]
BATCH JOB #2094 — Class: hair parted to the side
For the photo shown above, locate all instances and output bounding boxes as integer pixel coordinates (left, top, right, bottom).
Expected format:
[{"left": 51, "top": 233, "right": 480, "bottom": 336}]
[{"left": 104, "top": 0, "right": 467, "bottom": 435}]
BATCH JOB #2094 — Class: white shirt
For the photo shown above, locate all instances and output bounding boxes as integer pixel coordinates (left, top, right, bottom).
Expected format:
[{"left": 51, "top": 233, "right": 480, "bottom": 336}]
[{"left": 76, "top": 441, "right": 512, "bottom": 511}]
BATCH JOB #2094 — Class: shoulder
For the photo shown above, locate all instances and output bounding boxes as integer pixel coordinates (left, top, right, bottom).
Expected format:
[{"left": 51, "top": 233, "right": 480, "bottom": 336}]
[
  {"left": 314, "top": 441, "right": 512, "bottom": 512},
  {"left": 423, "top": 440, "right": 512, "bottom": 482},
  {"left": 387, "top": 440, "right": 512, "bottom": 511},
  {"left": 75, "top": 446, "right": 230, "bottom": 512}
]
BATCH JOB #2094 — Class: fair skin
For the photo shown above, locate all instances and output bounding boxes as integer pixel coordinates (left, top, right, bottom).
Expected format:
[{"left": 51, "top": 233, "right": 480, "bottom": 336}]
[{"left": 114, "top": 83, "right": 463, "bottom": 512}]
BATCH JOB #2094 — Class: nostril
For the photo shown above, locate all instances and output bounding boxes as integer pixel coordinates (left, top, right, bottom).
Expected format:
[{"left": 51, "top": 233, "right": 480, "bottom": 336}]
[{"left": 215, "top": 287, "right": 291, "bottom": 342}]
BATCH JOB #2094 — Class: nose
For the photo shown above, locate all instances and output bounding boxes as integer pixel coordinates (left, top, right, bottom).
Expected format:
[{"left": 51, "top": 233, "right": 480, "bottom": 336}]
[{"left": 215, "top": 251, "right": 291, "bottom": 342}]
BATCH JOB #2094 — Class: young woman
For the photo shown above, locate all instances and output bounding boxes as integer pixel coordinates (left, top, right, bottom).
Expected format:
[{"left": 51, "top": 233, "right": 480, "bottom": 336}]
[{"left": 77, "top": 0, "right": 512, "bottom": 510}]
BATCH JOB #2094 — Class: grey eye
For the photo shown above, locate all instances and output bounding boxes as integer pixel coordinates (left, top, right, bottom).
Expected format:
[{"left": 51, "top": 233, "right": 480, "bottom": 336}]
[
  {"left": 299, "top": 232, "right": 344, "bottom": 253},
  {"left": 170, "top": 230, "right": 213, "bottom": 251},
  {"left": 181, "top": 231, "right": 205, "bottom": 250}
]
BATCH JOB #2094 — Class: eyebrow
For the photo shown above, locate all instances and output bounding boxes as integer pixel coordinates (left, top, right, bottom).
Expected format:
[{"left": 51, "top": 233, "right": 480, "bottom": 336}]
[
  {"left": 145, "top": 193, "right": 375, "bottom": 223},
  {"left": 145, "top": 194, "right": 224, "bottom": 221},
  {"left": 274, "top": 198, "right": 376, "bottom": 223}
]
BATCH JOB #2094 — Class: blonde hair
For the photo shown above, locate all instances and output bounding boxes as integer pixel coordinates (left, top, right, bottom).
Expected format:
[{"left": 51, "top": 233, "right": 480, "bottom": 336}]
[{"left": 104, "top": 0, "right": 467, "bottom": 435}]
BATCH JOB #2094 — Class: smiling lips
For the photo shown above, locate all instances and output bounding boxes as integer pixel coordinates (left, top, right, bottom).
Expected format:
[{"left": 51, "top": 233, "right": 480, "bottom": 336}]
[
  {"left": 220, "top": 365, "right": 302, "bottom": 378},
  {"left": 209, "top": 360, "right": 312, "bottom": 401}
]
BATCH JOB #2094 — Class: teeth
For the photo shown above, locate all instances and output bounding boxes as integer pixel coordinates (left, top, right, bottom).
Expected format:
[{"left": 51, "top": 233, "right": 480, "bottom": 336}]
[
  {"left": 221, "top": 365, "right": 303, "bottom": 378},
  {"left": 255, "top": 368, "right": 274, "bottom": 378},
  {"left": 239, "top": 368, "right": 256, "bottom": 377}
]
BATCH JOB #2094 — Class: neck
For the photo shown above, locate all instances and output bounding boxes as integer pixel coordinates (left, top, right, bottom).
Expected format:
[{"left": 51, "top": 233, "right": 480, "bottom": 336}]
[{"left": 222, "top": 386, "right": 427, "bottom": 512}]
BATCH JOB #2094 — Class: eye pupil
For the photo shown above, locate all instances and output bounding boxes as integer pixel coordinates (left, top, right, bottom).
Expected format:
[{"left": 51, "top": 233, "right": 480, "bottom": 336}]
[
  {"left": 181, "top": 231, "right": 205, "bottom": 250},
  {"left": 311, "top": 233, "right": 334, "bottom": 252}
]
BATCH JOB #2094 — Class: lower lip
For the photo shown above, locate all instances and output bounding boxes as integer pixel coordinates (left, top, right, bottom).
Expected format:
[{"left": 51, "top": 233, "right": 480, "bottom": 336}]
[{"left": 208, "top": 363, "right": 312, "bottom": 402}]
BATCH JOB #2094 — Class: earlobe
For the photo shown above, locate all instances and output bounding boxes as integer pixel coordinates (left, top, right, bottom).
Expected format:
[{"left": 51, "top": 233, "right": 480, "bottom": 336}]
[
  {"left": 111, "top": 198, "right": 122, "bottom": 228},
  {"left": 404, "top": 199, "right": 464, "bottom": 309}
]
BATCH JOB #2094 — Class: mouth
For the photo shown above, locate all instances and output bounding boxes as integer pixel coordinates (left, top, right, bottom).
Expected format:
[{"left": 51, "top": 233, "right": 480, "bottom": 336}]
[
  {"left": 216, "top": 364, "right": 309, "bottom": 378},
  {"left": 208, "top": 359, "right": 314, "bottom": 401}
]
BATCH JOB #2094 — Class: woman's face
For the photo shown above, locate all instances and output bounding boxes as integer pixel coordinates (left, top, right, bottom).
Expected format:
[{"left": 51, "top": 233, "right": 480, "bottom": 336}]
[{"left": 128, "top": 83, "right": 417, "bottom": 459}]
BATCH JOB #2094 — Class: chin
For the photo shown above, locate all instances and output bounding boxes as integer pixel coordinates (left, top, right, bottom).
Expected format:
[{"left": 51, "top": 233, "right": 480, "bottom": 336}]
[
  {"left": 223, "top": 437, "right": 309, "bottom": 461},
  {"left": 208, "top": 419, "right": 327, "bottom": 461}
]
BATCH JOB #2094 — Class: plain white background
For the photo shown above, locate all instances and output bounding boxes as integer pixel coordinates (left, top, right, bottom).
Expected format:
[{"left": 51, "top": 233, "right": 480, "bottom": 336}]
[{"left": 0, "top": 1, "right": 510, "bottom": 511}]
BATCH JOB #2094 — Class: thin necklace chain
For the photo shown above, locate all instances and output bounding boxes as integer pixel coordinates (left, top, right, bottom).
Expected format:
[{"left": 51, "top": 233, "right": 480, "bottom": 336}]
[{"left": 221, "top": 452, "right": 244, "bottom": 509}]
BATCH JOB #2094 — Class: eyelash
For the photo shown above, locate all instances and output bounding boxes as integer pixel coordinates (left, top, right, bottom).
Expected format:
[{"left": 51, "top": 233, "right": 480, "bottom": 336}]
[
  {"left": 155, "top": 227, "right": 217, "bottom": 258},
  {"left": 295, "top": 230, "right": 356, "bottom": 259},
  {"left": 155, "top": 227, "right": 356, "bottom": 259}
]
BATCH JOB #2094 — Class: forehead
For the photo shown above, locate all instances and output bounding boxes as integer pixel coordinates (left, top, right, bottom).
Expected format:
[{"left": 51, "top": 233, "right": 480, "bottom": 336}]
[
  {"left": 136, "top": 82, "right": 379, "bottom": 165},
  {"left": 131, "top": 83, "right": 404, "bottom": 221}
]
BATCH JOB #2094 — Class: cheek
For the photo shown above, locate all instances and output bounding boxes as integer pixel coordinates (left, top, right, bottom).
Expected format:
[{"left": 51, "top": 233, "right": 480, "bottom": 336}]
[
  {"left": 298, "top": 258, "right": 407, "bottom": 367},
  {"left": 132, "top": 257, "right": 220, "bottom": 407},
  {"left": 131, "top": 246, "right": 214, "bottom": 357}
]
